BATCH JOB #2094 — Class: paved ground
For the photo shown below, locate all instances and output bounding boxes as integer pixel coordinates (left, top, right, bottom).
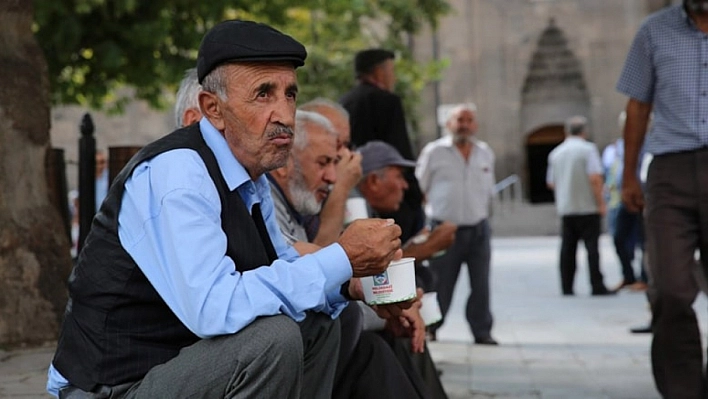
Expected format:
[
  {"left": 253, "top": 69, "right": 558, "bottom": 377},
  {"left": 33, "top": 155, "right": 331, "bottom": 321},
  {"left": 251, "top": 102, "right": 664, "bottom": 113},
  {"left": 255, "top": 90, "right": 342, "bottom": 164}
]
[{"left": 2, "top": 235, "right": 706, "bottom": 398}]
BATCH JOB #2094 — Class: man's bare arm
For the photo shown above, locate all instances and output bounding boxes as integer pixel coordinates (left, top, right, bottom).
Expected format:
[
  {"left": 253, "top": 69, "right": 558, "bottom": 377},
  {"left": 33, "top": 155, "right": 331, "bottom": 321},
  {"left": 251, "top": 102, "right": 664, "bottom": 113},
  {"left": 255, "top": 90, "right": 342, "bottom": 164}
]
[
  {"left": 589, "top": 173, "right": 606, "bottom": 216},
  {"left": 622, "top": 99, "right": 652, "bottom": 212},
  {"left": 312, "top": 150, "right": 362, "bottom": 246}
]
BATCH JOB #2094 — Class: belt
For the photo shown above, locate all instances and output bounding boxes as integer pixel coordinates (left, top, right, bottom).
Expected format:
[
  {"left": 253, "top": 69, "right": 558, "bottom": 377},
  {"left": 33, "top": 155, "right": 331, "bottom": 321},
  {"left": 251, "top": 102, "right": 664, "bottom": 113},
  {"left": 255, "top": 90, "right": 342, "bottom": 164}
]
[{"left": 431, "top": 219, "right": 486, "bottom": 230}]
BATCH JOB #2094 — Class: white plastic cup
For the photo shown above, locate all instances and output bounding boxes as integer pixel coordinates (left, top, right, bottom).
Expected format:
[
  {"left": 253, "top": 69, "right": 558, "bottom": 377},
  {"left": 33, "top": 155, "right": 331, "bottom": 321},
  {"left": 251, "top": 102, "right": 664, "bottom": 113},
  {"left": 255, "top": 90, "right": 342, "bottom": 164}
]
[
  {"left": 419, "top": 291, "right": 443, "bottom": 326},
  {"left": 361, "top": 257, "right": 417, "bottom": 305},
  {"left": 343, "top": 197, "right": 369, "bottom": 225}
]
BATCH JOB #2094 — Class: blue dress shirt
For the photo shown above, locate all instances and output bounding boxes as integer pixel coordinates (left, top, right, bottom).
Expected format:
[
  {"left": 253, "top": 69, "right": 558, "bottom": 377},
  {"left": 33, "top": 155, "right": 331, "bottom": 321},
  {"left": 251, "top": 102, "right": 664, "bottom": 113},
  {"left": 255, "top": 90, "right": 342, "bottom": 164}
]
[
  {"left": 616, "top": 4, "right": 708, "bottom": 155},
  {"left": 48, "top": 118, "right": 352, "bottom": 396}
]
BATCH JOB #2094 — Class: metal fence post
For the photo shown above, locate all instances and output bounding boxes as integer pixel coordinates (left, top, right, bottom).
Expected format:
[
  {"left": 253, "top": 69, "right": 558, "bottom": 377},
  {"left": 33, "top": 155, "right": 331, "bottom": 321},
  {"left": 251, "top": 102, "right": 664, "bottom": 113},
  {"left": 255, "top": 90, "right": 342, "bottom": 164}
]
[{"left": 78, "top": 113, "right": 96, "bottom": 254}]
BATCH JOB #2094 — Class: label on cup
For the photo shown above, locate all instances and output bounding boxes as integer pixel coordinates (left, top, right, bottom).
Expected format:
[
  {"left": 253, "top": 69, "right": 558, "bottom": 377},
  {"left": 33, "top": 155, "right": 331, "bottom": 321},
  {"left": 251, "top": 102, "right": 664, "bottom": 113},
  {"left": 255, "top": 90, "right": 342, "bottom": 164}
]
[{"left": 361, "top": 257, "right": 417, "bottom": 305}]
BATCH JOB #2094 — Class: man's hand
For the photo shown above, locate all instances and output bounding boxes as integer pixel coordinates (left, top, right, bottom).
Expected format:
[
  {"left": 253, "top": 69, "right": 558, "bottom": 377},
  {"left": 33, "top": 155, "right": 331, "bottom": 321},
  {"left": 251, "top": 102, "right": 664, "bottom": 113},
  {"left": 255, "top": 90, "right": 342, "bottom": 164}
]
[
  {"left": 384, "top": 298, "right": 426, "bottom": 353},
  {"left": 338, "top": 218, "right": 403, "bottom": 277},
  {"left": 336, "top": 148, "right": 363, "bottom": 192},
  {"left": 370, "top": 300, "right": 415, "bottom": 319},
  {"left": 403, "top": 222, "right": 457, "bottom": 262},
  {"left": 622, "top": 174, "right": 644, "bottom": 213},
  {"left": 426, "top": 222, "right": 457, "bottom": 253}
]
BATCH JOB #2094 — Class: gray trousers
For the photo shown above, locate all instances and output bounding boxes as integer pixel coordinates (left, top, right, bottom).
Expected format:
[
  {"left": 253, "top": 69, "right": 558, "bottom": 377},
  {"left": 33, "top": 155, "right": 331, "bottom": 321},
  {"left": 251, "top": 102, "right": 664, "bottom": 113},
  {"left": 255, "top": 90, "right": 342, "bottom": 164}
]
[
  {"left": 645, "top": 150, "right": 708, "bottom": 399},
  {"left": 60, "top": 313, "right": 340, "bottom": 399},
  {"left": 429, "top": 219, "right": 493, "bottom": 339}
]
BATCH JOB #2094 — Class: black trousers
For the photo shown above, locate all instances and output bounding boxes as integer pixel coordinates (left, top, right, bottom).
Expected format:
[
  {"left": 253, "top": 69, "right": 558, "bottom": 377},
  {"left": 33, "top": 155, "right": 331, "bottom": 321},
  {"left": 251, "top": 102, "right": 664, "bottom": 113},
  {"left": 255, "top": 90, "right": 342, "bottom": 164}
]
[
  {"left": 559, "top": 214, "right": 605, "bottom": 294},
  {"left": 645, "top": 150, "right": 708, "bottom": 399}
]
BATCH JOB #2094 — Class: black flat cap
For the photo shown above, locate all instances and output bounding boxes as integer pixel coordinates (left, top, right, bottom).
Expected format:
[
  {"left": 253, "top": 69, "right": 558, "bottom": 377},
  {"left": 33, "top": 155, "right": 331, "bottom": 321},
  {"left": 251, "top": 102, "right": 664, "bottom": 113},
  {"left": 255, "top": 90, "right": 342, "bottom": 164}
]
[
  {"left": 354, "top": 48, "right": 395, "bottom": 77},
  {"left": 197, "top": 20, "right": 307, "bottom": 83}
]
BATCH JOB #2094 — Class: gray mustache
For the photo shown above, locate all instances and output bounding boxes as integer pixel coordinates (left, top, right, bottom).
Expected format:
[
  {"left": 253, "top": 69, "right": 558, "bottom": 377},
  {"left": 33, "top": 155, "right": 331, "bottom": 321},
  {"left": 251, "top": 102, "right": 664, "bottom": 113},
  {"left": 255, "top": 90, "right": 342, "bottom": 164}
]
[{"left": 268, "top": 125, "right": 294, "bottom": 139}]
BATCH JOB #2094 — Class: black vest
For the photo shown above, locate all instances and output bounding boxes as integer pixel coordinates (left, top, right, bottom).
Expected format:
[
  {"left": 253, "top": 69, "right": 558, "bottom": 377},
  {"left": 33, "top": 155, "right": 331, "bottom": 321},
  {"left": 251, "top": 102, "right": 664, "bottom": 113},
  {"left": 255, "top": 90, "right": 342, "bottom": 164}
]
[{"left": 52, "top": 124, "right": 277, "bottom": 391}]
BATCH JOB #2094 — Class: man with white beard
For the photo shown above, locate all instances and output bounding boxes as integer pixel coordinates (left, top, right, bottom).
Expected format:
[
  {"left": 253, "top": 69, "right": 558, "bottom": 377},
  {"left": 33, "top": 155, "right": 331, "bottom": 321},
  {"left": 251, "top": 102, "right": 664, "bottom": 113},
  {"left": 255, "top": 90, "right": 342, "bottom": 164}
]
[{"left": 267, "top": 110, "right": 338, "bottom": 249}]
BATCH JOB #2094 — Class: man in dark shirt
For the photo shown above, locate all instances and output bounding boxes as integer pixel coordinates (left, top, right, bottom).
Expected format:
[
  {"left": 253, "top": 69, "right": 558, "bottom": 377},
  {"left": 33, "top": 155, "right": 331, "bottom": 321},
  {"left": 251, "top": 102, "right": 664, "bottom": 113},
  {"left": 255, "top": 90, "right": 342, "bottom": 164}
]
[{"left": 340, "top": 49, "right": 425, "bottom": 242}]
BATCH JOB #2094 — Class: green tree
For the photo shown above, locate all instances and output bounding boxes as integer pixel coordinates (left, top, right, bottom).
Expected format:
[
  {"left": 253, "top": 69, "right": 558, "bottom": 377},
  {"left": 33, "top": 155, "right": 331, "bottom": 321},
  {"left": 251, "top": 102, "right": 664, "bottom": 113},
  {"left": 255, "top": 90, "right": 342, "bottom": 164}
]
[{"left": 33, "top": 0, "right": 449, "bottom": 126}]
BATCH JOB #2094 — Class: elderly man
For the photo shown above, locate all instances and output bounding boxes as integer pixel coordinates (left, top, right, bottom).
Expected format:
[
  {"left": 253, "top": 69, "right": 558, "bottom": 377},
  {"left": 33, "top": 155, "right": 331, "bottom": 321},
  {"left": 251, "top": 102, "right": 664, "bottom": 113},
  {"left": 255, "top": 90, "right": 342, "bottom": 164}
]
[
  {"left": 355, "top": 140, "right": 454, "bottom": 399},
  {"left": 47, "top": 20, "right": 403, "bottom": 399},
  {"left": 618, "top": 1, "right": 708, "bottom": 396},
  {"left": 547, "top": 115, "right": 612, "bottom": 297},
  {"left": 357, "top": 141, "right": 457, "bottom": 287},
  {"left": 299, "top": 98, "right": 363, "bottom": 246},
  {"left": 416, "top": 104, "right": 498, "bottom": 345}
]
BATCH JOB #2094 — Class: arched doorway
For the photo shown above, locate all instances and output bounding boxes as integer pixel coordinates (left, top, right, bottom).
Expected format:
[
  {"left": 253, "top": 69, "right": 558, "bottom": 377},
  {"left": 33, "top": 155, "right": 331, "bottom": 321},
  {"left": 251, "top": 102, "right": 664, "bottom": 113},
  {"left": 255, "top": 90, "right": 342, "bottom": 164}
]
[{"left": 526, "top": 125, "right": 564, "bottom": 203}]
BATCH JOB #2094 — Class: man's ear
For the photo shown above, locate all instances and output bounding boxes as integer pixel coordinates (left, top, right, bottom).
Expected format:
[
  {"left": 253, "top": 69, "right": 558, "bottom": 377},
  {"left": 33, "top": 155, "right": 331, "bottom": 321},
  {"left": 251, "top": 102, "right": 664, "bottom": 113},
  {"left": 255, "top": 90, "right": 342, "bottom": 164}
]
[
  {"left": 181, "top": 108, "right": 202, "bottom": 127},
  {"left": 363, "top": 173, "right": 381, "bottom": 192},
  {"left": 199, "top": 91, "right": 224, "bottom": 130}
]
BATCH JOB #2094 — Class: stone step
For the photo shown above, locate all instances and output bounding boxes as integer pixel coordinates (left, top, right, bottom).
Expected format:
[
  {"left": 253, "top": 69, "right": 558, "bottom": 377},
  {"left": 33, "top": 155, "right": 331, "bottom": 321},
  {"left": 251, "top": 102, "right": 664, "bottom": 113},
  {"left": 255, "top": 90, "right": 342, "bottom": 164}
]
[{"left": 491, "top": 202, "right": 559, "bottom": 237}]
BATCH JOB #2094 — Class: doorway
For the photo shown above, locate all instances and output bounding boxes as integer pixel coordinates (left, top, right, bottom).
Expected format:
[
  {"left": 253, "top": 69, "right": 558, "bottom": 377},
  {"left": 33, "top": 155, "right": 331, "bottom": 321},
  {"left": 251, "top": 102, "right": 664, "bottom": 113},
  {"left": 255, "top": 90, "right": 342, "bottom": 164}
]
[{"left": 526, "top": 125, "right": 564, "bottom": 203}]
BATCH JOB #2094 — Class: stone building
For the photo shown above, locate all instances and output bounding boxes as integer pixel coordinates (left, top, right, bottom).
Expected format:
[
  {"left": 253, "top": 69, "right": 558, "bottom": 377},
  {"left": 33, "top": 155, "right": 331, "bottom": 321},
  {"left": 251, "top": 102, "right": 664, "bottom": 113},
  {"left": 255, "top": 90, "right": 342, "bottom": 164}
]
[{"left": 412, "top": 0, "right": 672, "bottom": 204}]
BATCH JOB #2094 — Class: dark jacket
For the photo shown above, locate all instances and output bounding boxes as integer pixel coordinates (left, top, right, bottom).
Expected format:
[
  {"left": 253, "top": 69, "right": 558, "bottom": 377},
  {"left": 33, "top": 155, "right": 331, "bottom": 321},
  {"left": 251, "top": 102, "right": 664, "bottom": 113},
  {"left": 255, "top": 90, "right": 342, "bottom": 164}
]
[{"left": 340, "top": 82, "right": 424, "bottom": 241}]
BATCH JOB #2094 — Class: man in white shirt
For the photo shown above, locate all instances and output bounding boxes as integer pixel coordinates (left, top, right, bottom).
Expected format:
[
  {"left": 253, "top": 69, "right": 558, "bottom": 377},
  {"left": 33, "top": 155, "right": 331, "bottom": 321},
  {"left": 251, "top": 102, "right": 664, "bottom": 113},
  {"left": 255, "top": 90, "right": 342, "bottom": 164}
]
[
  {"left": 416, "top": 103, "right": 498, "bottom": 345},
  {"left": 546, "top": 115, "right": 612, "bottom": 296}
]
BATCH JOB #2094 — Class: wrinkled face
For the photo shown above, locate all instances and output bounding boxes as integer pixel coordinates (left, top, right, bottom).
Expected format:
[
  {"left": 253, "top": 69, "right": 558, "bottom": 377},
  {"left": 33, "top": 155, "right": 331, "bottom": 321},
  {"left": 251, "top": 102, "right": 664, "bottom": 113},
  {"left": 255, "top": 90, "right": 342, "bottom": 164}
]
[
  {"left": 217, "top": 63, "right": 298, "bottom": 179},
  {"left": 371, "top": 166, "right": 408, "bottom": 213},
  {"left": 686, "top": 0, "right": 708, "bottom": 14},
  {"left": 287, "top": 122, "right": 338, "bottom": 215},
  {"left": 447, "top": 108, "right": 478, "bottom": 142}
]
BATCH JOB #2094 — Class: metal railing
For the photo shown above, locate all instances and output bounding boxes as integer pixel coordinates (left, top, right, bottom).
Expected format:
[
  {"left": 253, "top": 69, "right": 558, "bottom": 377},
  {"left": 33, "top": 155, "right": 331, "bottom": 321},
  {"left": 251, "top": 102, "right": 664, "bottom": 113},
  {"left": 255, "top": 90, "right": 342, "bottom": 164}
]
[{"left": 494, "top": 174, "right": 523, "bottom": 212}]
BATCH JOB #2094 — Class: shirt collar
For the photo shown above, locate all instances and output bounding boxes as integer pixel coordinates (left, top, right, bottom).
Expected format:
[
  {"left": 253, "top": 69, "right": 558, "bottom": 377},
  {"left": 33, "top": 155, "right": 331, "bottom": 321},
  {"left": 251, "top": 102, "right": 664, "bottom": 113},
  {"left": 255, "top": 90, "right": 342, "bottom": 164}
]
[{"left": 680, "top": 3, "right": 703, "bottom": 32}]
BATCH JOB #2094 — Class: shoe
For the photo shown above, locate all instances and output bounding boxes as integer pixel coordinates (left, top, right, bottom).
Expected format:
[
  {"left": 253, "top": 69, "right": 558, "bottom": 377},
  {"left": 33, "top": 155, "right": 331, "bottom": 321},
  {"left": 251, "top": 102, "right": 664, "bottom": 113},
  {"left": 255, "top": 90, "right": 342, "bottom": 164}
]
[
  {"left": 475, "top": 337, "right": 499, "bottom": 345},
  {"left": 628, "top": 281, "right": 648, "bottom": 292},
  {"left": 629, "top": 323, "right": 652, "bottom": 334},
  {"left": 612, "top": 280, "right": 636, "bottom": 292},
  {"left": 591, "top": 288, "right": 617, "bottom": 296}
]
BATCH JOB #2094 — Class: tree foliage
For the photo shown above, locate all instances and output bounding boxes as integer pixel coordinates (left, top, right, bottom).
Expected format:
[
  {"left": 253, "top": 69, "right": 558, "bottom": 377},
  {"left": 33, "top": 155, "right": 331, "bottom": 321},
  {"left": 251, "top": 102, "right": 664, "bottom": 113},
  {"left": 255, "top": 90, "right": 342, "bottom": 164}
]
[{"left": 33, "top": 0, "right": 449, "bottom": 131}]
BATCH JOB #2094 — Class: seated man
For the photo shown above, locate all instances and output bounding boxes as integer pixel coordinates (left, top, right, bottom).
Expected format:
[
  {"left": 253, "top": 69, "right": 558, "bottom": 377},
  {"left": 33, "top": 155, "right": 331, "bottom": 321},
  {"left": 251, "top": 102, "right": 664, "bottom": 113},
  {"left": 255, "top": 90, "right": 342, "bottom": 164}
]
[
  {"left": 46, "top": 20, "right": 404, "bottom": 399},
  {"left": 357, "top": 140, "right": 457, "bottom": 398},
  {"left": 357, "top": 140, "right": 457, "bottom": 290},
  {"left": 299, "top": 98, "right": 363, "bottom": 246}
]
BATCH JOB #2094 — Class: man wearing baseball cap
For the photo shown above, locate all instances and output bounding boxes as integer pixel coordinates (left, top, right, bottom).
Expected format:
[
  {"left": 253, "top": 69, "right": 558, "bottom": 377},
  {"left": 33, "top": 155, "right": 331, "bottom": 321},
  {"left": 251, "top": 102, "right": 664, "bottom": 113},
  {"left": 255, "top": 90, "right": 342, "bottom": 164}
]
[{"left": 47, "top": 20, "right": 404, "bottom": 399}]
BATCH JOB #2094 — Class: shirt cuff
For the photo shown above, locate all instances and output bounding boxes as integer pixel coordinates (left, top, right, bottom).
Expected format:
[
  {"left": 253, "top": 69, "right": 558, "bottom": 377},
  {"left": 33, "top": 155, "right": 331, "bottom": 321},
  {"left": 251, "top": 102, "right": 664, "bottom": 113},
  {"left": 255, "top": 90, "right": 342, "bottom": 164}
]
[{"left": 310, "top": 243, "right": 352, "bottom": 305}]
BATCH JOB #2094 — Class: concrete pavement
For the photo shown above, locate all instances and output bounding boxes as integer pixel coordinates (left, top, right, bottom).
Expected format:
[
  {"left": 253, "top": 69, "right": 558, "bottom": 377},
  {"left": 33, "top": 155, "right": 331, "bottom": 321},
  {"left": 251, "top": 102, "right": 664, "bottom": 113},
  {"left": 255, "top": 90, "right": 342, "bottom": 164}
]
[
  {"left": 430, "top": 235, "right": 707, "bottom": 399},
  {"left": 2, "top": 235, "right": 706, "bottom": 398}
]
